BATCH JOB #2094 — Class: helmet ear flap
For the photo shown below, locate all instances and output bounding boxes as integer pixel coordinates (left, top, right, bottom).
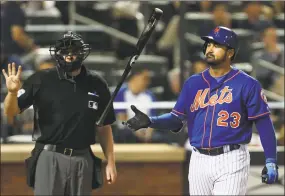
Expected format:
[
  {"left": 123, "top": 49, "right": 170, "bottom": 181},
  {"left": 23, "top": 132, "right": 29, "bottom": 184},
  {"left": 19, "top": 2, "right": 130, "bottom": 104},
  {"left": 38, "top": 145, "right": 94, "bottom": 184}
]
[
  {"left": 230, "top": 47, "right": 239, "bottom": 61},
  {"left": 230, "top": 53, "right": 235, "bottom": 61}
]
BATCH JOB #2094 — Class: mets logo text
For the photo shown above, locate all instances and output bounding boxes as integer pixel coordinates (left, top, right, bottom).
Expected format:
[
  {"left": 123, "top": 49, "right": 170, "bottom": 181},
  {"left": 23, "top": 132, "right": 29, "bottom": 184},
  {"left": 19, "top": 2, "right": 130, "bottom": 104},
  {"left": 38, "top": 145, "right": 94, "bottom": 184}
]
[{"left": 190, "top": 86, "right": 233, "bottom": 112}]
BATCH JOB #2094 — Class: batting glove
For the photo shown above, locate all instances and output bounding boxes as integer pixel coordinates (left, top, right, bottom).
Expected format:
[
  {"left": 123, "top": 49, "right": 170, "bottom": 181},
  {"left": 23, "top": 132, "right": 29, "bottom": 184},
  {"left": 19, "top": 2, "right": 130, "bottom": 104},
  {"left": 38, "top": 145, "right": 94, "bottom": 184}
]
[
  {"left": 261, "top": 159, "right": 279, "bottom": 184},
  {"left": 122, "top": 105, "right": 151, "bottom": 131}
]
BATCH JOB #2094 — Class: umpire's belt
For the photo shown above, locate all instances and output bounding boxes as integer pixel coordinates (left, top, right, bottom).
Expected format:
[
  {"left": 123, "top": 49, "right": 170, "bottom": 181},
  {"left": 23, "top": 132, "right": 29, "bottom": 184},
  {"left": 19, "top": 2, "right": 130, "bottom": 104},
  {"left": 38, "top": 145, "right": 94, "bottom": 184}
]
[
  {"left": 42, "top": 144, "right": 88, "bottom": 156},
  {"left": 194, "top": 144, "right": 240, "bottom": 156}
]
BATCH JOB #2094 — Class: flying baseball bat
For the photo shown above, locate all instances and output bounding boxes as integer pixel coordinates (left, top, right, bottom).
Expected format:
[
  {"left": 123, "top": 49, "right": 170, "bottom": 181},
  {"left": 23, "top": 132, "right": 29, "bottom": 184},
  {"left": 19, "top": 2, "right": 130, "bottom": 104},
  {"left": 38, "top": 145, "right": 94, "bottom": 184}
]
[{"left": 96, "top": 8, "right": 163, "bottom": 126}]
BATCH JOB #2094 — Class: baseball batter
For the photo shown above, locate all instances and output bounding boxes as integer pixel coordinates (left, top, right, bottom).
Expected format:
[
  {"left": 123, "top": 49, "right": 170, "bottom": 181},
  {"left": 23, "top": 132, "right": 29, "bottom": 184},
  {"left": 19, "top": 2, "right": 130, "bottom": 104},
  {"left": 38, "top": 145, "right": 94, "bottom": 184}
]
[{"left": 123, "top": 26, "right": 279, "bottom": 195}]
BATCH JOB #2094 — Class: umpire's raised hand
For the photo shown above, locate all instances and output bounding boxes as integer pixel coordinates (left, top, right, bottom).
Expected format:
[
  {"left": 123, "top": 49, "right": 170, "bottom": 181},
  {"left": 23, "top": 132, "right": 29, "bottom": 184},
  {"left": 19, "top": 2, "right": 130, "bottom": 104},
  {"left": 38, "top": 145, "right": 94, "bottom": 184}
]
[
  {"left": 122, "top": 105, "right": 151, "bottom": 131},
  {"left": 2, "top": 63, "right": 22, "bottom": 94}
]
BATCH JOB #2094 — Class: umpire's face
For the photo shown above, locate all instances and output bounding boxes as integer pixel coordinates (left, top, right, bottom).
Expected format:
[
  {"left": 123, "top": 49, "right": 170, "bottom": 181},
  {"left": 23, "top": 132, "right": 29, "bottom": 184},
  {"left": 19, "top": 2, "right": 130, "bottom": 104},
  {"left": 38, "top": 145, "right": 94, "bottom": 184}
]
[
  {"left": 64, "top": 53, "right": 77, "bottom": 63},
  {"left": 61, "top": 48, "right": 78, "bottom": 63},
  {"left": 205, "top": 41, "right": 234, "bottom": 66}
]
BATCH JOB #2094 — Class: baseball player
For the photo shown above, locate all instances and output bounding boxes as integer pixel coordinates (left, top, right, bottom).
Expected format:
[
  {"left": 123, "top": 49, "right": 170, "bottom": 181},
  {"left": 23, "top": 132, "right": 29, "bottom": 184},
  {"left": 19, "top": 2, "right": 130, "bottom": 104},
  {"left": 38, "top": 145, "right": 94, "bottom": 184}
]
[
  {"left": 123, "top": 26, "right": 279, "bottom": 195},
  {"left": 2, "top": 31, "right": 117, "bottom": 195}
]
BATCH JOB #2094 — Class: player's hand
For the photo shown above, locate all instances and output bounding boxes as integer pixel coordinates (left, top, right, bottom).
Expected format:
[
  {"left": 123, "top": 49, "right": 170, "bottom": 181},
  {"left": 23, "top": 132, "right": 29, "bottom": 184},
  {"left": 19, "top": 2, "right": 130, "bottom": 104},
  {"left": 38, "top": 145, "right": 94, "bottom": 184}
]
[
  {"left": 122, "top": 105, "right": 151, "bottom": 131},
  {"left": 2, "top": 63, "right": 22, "bottom": 94},
  {"left": 261, "top": 162, "right": 279, "bottom": 184},
  {"left": 106, "top": 162, "right": 117, "bottom": 185}
]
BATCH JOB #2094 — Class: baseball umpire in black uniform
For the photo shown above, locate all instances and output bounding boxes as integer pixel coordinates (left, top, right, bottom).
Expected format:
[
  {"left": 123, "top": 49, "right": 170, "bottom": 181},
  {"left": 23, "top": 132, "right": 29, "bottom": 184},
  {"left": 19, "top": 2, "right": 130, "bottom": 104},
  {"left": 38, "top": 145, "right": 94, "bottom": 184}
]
[{"left": 2, "top": 31, "right": 117, "bottom": 195}]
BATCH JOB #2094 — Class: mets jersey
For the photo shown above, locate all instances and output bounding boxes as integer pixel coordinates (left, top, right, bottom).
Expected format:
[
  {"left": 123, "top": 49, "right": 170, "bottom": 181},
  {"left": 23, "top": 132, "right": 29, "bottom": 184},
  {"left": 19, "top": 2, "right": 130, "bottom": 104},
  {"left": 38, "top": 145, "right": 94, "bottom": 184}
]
[{"left": 172, "top": 67, "right": 270, "bottom": 148}]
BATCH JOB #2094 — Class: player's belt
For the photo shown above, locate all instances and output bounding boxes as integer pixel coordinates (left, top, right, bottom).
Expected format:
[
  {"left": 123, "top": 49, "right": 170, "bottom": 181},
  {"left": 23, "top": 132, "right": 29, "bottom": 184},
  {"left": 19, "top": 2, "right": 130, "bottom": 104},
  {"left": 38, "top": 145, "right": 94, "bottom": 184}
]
[
  {"left": 194, "top": 144, "right": 240, "bottom": 156},
  {"left": 42, "top": 144, "right": 89, "bottom": 156}
]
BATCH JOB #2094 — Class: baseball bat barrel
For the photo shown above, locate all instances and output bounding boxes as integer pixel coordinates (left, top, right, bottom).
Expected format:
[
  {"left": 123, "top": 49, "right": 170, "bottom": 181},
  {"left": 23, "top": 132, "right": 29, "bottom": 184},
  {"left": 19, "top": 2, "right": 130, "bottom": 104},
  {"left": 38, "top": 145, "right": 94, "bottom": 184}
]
[
  {"left": 135, "top": 8, "right": 163, "bottom": 56},
  {"left": 96, "top": 8, "right": 163, "bottom": 126}
]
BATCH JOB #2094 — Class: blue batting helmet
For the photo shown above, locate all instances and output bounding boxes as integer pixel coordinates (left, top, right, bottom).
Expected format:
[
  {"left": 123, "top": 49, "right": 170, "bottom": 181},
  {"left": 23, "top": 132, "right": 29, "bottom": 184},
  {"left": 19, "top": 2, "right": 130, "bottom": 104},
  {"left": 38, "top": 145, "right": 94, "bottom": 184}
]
[{"left": 201, "top": 26, "right": 239, "bottom": 60}]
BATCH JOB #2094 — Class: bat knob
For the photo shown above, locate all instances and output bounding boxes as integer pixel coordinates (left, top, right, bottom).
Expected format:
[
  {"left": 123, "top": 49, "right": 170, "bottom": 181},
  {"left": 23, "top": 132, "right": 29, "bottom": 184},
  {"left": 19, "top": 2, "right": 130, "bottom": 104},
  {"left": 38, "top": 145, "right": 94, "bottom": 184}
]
[{"left": 154, "top": 8, "right": 163, "bottom": 20}]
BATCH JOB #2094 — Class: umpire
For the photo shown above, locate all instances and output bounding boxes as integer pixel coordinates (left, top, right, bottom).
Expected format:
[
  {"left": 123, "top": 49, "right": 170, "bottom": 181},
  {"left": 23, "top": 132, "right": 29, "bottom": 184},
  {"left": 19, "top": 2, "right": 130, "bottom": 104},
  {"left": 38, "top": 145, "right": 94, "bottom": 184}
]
[{"left": 2, "top": 31, "right": 117, "bottom": 195}]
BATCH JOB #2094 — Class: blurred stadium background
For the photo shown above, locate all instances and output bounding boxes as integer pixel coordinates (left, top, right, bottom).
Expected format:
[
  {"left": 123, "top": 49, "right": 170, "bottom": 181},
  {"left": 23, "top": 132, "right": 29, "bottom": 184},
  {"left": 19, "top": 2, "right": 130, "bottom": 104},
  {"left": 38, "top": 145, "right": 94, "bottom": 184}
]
[{"left": 0, "top": 1, "right": 284, "bottom": 195}]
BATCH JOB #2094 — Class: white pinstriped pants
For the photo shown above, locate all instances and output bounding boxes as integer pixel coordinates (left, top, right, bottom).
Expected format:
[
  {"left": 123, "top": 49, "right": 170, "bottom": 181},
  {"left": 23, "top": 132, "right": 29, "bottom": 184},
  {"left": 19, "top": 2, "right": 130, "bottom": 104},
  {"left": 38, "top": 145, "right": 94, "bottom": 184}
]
[{"left": 188, "top": 145, "right": 250, "bottom": 195}]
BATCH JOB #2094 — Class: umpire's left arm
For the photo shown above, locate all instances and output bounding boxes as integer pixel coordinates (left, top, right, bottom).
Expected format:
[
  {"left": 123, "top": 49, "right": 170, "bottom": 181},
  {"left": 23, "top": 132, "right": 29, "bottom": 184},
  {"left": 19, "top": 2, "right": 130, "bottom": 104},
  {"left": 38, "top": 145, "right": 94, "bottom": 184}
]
[
  {"left": 97, "top": 125, "right": 117, "bottom": 184},
  {"left": 95, "top": 76, "right": 118, "bottom": 185}
]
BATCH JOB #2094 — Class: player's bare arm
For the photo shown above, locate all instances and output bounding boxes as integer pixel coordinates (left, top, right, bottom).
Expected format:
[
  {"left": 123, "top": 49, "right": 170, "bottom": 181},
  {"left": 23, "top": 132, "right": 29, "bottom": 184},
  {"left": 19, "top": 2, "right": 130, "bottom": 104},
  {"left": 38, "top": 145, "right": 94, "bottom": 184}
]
[
  {"left": 97, "top": 125, "right": 117, "bottom": 184},
  {"left": 2, "top": 62, "right": 22, "bottom": 117},
  {"left": 11, "top": 25, "right": 37, "bottom": 51}
]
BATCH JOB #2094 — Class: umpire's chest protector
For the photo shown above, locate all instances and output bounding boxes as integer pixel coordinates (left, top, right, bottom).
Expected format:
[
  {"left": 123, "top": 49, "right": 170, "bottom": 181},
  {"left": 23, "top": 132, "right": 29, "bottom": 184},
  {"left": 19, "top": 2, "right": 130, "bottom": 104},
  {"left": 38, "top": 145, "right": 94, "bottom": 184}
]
[{"left": 174, "top": 67, "right": 270, "bottom": 148}]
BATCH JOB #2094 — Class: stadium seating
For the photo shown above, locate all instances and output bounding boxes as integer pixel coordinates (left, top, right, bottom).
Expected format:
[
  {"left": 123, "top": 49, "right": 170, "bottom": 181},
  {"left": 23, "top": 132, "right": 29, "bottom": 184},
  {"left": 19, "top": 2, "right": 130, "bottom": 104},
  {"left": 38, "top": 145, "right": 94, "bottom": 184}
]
[
  {"left": 120, "top": 55, "right": 169, "bottom": 88},
  {"left": 184, "top": 12, "right": 213, "bottom": 35},
  {"left": 26, "top": 24, "right": 113, "bottom": 51},
  {"left": 231, "top": 29, "right": 254, "bottom": 63},
  {"left": 227, "top": 1, "right": 244, "bottom": 13},
  {"left": 275, "top": 13, "right": 284, "bottom": 29},
  {"left": 83, "top": 54, "right": 118, "bottom": 85},
  {"left": 231, "top": 12, "right": 248, "bottom": 29},
  {"left": 25, "top": 7, "right": 62, "bottom": 25},
  {"left": 79, "top": 54, "right": 168, "bottom": 88},
  {"left": 277, "top": 28, "right": 284, "bottom": 43}
]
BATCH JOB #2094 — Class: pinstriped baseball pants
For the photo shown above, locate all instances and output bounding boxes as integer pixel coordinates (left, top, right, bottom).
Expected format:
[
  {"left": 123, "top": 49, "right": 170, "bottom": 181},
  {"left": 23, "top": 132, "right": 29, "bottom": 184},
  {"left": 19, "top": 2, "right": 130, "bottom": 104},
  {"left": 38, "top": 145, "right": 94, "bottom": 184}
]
[{"left": 188, "top": 145, "right": 250, "bottom": 195}]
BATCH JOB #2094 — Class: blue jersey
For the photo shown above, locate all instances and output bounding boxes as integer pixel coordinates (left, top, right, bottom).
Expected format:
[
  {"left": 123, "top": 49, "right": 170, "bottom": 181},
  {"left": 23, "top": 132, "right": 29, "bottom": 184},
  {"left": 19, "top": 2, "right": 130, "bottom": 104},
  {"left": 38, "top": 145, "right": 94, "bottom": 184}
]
[{"left": 172, "top": 67, "right": 270, "bottom": 148}]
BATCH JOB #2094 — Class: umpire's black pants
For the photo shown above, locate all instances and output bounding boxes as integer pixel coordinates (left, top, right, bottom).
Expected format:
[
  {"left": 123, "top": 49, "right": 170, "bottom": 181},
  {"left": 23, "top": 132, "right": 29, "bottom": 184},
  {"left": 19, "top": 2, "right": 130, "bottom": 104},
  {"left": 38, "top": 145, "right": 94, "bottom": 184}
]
[{"left": 34, "top": 149, "right": 93, "bottom": 196}]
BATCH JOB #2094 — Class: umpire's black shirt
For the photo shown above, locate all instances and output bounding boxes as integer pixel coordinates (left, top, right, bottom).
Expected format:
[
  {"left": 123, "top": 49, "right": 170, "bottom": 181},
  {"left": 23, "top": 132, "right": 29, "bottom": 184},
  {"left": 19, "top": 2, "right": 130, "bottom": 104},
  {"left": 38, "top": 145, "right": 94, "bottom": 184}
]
[{"left": 17, "top": 65, "right": 116, "bottom": 149}]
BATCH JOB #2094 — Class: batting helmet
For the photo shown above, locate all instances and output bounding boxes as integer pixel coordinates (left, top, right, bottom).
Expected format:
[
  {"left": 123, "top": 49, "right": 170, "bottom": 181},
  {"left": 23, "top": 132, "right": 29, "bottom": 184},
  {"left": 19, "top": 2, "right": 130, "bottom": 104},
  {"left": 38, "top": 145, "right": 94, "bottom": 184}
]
[
  {"left": 201, "top": 26, "right": 239, "bottom": 60},
  {"left": 49, "top": 31, "right": 91, "bottom": 72}
]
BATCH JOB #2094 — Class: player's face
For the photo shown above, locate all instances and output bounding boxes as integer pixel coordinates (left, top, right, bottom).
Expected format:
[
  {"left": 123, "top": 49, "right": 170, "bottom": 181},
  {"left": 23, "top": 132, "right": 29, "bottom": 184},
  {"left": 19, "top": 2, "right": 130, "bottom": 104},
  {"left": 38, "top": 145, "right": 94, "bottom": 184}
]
[
  {"left": 213, "top": 4, "right": 227, "bottom": 21},
  {"left": 134, "top": 70, "right": 151, "bottom": 92},
  {"left": 205, "top": 42, "right": 228, "bottom": 66},
  {"left": 246, "top": 2, "right": 261, "bottom": 18},
  {"left": 263, "top": 28, "right": 277, "bottom": 47}
]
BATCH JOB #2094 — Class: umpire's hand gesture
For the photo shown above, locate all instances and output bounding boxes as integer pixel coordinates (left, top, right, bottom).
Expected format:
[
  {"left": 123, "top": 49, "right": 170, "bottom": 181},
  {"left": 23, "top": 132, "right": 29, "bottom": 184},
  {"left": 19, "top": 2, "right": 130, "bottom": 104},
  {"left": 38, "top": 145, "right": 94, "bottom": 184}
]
[
  {"left": 2, "top": 63, "right": 22, "bottom": 94},
  {"left": 122, "top": 105, "right": 151, "bottom": 131}
]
